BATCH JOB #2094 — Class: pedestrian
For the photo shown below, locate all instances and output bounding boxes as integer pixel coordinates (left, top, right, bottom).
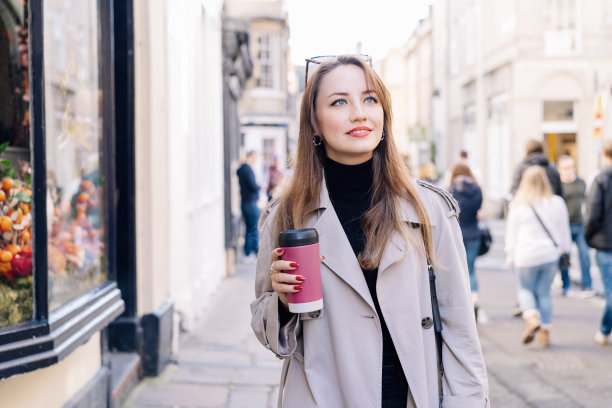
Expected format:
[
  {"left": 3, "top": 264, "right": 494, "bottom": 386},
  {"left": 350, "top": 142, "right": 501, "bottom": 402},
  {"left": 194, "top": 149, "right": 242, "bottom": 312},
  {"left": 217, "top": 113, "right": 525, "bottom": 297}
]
[
  {"left": 443, "top": 150, "right": 482, "bottom": 187},
  {"left": 505, "top": 166, "right": 571, "bottom": 347},
  {"left": 584, "top": 139, "right": 612, "bottom": 346},
  {"left": 449, "top": 163, "right": 483, "bottom": 320},
  {"left": 250, "top": 55, "right": 489, "bottom": 407},
  {"left": 237, "top": 150, "right": 260, "bottom": 261},
  {"left": 418, "top": 161, "right": 438, "bottom": 184},
  {"left": 266, "top": 155, "right": 285, "bottom": 201},
  {"left": 510, "top": 139, "right": 563, "bottom": 196},
  {"left": 557, "top": 154, "right": 593, "bottom": 296}
]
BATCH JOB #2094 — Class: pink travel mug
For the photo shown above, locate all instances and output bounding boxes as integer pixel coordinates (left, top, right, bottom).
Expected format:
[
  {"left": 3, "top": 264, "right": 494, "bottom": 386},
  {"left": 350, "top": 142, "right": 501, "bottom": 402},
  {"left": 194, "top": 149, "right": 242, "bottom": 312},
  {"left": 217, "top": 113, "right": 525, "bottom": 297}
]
[{"left": 279, "top": 228, "right": 323, "bottom": 313}]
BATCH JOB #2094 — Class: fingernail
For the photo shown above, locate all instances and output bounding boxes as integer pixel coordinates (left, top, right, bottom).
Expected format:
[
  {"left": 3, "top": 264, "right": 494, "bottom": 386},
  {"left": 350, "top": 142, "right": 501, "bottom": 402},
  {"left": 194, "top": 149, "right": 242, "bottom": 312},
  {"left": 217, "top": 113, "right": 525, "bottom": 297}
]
[
  {"left": 321, "top": 255, "right": 325, "bottom": 260},
  {"left": 293, "top": 285, "right": 302, "bottom": 291},
  {"left": 296, "top": 276, "right": 305, "bottom": 282},
  {"left": 277, "top": 248, "right": 284, "bottom": 253},
  {"left": 290, "top": 262, "right": 298, "bottom": 268}
]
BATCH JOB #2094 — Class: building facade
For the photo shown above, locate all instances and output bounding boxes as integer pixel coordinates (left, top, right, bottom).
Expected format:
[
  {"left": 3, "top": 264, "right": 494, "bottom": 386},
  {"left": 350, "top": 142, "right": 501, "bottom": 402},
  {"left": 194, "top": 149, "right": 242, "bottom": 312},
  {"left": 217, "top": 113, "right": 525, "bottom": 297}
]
[
  {"left": 378, "top": 15, "right": 434, "bottom": 171},
  {"left": 434, "top": 0, "right": 612, "bottom": 211},
  {"left": 0, "top": 0, "right": 227, "bottom": 406},
  {"left": 225, "top": 0, "right": 294, "bottom": 207}
]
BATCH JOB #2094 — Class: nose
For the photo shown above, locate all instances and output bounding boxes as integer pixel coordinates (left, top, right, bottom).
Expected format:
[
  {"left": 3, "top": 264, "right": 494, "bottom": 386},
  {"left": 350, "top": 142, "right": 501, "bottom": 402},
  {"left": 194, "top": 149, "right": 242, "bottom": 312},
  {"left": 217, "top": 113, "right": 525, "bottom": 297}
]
[{"left": 350, "top": 103, "right": 367, "bottom": 122}]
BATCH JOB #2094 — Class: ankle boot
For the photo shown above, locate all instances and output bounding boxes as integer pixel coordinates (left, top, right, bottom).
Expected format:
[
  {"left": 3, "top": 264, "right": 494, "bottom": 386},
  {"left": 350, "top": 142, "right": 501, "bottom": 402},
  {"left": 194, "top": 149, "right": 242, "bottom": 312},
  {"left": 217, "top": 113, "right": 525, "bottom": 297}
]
[
  {"left": 538, "top": 329, "right": 550, "bottom": 347},
  {"left": 521, "top": 315, "right": 541, "bottom": 344}
]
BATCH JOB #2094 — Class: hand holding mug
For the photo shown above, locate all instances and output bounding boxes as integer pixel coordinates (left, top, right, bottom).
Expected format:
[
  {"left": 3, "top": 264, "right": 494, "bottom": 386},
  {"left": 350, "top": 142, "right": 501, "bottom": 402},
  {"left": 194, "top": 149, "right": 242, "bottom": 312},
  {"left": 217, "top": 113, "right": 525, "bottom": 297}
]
[{"left": 269, "top": 247, "right": 303, "bottom": 308}]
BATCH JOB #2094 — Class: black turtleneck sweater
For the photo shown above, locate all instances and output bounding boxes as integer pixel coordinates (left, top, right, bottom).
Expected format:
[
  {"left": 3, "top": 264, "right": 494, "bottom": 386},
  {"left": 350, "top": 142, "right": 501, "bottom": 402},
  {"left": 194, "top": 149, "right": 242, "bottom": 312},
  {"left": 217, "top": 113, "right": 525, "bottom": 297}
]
[{"left": 323, "top": 156, "right": 408, "bottom": 404}]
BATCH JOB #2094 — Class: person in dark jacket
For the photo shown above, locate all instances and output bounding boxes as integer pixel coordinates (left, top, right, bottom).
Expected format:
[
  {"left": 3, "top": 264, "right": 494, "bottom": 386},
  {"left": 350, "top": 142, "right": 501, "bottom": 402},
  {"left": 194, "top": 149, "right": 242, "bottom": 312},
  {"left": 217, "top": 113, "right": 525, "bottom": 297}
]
[
  {"left": 585, "top": 140, "right": 612, "bottom": 346},
  {"left": 237, "top": 151, "right": 261, "bottom": 258},
  {"left": 558, "top": 155, "right": 592, "bottom": 295},
  {"left": 510, "top": 140, "right": 563, "bottom": 196},
  {"left": 449, "top": 163, "right": 483, "bottom": 319}
]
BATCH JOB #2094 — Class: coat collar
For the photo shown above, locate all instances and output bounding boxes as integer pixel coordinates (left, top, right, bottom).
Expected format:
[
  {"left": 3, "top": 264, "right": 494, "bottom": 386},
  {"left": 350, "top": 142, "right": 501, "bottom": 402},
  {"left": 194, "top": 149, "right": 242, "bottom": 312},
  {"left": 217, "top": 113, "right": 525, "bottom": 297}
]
[{"left": 310, "top": 179, "right": 428, "bottom": 310}]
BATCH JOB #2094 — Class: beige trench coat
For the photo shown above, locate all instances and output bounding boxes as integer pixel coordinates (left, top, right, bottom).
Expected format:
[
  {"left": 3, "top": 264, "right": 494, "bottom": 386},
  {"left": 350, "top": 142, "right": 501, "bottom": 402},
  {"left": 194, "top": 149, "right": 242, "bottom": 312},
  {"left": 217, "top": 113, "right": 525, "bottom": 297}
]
[{"left": 250, "top": 181, "right": 490, "bottom": 408}]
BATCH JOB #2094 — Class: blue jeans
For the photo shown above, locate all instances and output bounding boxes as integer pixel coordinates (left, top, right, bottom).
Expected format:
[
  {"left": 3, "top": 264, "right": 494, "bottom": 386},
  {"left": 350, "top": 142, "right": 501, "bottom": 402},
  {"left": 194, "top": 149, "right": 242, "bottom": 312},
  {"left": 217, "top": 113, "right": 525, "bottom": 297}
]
[
  {"left": 595, "top": 250, "right": 612, "bottom": 336},
  {"left": 516, "top": 261, "right": 557, "bottom": 325},
  {"left": 464, "top": 238, "right": 481, "bottom": 293},
  {"left": 241, "top": 201, "right": 260, "bottom": 256},
  {"left": 560, "top": 223, "right": 592, "bottom": 291}
]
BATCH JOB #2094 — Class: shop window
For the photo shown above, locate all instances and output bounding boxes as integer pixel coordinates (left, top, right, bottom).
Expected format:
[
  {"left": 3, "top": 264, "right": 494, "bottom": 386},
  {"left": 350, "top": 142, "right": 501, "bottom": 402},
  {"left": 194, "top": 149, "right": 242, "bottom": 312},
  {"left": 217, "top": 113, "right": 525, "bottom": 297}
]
[
  {"left": 0, "top": 0, "right": 123, "bottom": 379},
  {"left": 543, "top": 100, "right": 574, "bottom": 121},
  {"left": 44, "top": 0, "right": 107, "bottom": 311},
  {"left": 0, "top": 0, "right": 32, "bottom": 327}
]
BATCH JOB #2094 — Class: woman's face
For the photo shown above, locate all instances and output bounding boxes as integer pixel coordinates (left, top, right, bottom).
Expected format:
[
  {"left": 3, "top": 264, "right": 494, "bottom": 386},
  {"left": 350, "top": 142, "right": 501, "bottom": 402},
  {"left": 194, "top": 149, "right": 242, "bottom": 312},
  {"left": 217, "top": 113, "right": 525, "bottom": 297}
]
[{"left": 314, "top": 64, "right": 384, "bottom": 165}]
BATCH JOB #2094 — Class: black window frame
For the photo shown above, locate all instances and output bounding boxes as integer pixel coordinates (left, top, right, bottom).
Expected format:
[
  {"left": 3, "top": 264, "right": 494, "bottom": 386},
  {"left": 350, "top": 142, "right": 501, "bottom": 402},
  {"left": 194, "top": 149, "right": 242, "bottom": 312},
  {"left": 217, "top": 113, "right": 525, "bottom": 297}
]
[{"left": 0, "top": 0, "right": 124, "bottom": 379}]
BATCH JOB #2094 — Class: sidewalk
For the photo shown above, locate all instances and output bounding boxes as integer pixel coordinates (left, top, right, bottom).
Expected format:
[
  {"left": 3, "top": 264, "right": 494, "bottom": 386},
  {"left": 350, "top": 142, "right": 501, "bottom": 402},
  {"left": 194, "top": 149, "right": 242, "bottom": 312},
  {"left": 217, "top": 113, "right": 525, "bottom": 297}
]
[{"left": 121, "top": 262, "right": 282, "bottom": 408}]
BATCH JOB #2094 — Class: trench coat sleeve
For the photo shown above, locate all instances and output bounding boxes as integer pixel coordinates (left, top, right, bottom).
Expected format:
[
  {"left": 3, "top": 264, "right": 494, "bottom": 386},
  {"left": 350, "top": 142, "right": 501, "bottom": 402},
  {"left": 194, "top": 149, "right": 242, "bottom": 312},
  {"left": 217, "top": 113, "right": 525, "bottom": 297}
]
[
  {"left": 250, "top": 207, "right": 301, "bottom": 358},
  {"left": 429, "top": 193, "right": 490, "bottom": 407}
]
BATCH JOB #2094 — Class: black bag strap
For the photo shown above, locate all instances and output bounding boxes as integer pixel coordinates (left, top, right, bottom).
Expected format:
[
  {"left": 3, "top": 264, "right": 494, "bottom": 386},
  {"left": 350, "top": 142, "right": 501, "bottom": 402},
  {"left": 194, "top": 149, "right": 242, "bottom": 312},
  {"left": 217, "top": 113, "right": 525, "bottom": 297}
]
[
  {"left": 530, "top": 205, "right": 559, "bottom": 248},
  {"left": 421, "top": 229, "right": 444, "bottom": 408}
]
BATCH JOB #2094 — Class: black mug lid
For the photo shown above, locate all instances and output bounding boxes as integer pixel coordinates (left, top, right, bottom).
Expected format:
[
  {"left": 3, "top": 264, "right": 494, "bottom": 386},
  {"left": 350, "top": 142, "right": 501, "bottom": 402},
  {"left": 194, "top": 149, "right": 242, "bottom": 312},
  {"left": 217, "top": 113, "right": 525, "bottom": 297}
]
[{"left": 279, "top": 228, "right": 319, "bottom": 247}]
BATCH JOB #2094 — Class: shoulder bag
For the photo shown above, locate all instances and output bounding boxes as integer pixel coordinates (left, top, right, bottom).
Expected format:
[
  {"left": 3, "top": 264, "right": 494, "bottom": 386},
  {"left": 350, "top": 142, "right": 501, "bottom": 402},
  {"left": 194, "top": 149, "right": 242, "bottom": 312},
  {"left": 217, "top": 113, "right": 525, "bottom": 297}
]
[{"left": 530, "top": 205, "right": 570, "bottom": 270}]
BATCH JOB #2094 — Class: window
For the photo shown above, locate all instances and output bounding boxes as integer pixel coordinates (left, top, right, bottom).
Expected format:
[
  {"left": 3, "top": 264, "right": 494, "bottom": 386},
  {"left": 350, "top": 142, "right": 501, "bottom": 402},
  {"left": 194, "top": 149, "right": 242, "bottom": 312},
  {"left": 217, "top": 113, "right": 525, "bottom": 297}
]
[
  {"left": 545, "top": 0, "right": 580, "bottom": 54},
  {"left": 0, "top": 0, "right": 32, "bottom": 328},
  {"left": 543, "top": 100, "right": 574, "bottom": 121},
  {"left": 44, "top": 0, "right": 108, "bottom": 311},
  {"left": 253, "top": 33, "right": 274, "bottom": 88},
  {"left": 0, "top": 0, "right": 123, "bottom": 379}
]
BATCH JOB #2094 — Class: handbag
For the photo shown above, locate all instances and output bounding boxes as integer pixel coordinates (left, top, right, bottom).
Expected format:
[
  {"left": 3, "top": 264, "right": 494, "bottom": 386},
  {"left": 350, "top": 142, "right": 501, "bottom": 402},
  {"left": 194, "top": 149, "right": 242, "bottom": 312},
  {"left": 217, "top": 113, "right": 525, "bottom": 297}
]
[
  {"left": 478, "top": 222, "right": 492, "bottom": 256},
  {"left": 530, "top": 206, "right": 570, "bottom": 270},
  {"left": 420, "top": 229, "right": 444, "bottom": 408}
]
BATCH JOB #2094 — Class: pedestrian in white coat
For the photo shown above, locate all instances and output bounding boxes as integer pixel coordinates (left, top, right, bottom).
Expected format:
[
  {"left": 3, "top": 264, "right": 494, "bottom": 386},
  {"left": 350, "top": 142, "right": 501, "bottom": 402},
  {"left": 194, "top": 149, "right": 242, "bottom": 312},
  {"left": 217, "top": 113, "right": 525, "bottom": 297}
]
[
  {"left": 250, "top": 55, "right": 489, "bottom": 407},
  {"left": 505, "top": 166, "right": 571, "bottom": 347}
]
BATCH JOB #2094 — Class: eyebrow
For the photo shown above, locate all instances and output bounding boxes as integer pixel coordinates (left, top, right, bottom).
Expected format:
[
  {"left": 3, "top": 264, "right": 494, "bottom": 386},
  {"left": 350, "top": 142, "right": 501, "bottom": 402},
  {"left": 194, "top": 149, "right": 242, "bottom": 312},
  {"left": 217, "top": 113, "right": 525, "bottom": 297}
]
[{"left": 326, "top": 89, "right": 377, "bottom": 99}]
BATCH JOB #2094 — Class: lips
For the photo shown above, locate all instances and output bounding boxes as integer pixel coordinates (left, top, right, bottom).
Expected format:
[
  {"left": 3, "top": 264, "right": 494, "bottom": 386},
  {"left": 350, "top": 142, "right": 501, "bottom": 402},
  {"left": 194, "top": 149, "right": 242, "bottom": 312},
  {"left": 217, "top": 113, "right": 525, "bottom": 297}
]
[{"left": 347, "top": 126, "right": 372, "bottom": 137}]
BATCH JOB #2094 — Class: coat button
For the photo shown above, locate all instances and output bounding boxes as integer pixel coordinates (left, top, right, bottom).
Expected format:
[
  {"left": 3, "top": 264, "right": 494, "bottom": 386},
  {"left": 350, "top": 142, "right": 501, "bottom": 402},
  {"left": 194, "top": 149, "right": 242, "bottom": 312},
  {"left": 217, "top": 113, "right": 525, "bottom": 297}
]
[
  {"left": 309, "top": 310, "right": 321, "bottom": 318},
  {"left": 421, "top": 317, "right": 433, "bottom": 329}
]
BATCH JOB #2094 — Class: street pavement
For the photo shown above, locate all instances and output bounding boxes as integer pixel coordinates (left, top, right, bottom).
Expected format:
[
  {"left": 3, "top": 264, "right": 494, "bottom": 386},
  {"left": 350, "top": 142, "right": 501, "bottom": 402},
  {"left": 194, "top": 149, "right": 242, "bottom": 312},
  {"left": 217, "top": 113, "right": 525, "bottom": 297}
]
[{"left": 123, "top": 219, "right": 612, "bottom": 408}]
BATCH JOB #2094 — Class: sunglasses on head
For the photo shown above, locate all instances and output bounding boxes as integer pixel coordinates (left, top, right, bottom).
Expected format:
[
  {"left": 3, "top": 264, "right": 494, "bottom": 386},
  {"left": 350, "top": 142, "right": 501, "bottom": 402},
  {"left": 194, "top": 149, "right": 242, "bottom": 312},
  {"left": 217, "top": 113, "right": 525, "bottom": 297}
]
[{"left": 304, "top": 54, "right": 372, "bottom": 87}]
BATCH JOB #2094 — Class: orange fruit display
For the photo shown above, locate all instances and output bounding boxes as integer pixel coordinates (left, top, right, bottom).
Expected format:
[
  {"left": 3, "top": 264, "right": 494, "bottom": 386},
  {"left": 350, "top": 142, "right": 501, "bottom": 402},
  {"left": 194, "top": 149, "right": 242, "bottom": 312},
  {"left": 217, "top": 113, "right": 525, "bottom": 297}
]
[
  {"left": 0, "top": 216, "right": 12, "bottom": 232},
  {"left": 0, "top": 190, "right": 5, "bottom": 201},
  {"left": 1, "top": 177, "right": 13, "bottom": 191},
  {"left": 0, "top": 251, "right": 12, "bottom": 262},
  {"left": 6, "top": 244, "right": 21, "bottom": 255},
  {"left": 77, "top": 192, "right": 90, "bottom": 203}
]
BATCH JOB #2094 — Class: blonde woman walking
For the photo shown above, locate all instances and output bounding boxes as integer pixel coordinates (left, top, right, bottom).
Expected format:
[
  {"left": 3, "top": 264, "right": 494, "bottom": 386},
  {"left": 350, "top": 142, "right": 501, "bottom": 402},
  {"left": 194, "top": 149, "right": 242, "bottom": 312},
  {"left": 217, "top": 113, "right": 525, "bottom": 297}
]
[{"left": 505, "top": 166, "right": 571, "bottom": 347}]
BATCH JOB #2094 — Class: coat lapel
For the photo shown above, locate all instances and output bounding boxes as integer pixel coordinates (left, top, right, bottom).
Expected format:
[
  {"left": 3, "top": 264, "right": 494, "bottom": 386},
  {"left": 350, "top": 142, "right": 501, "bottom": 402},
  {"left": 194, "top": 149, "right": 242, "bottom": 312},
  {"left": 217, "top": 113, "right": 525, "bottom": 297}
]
[{"left": 312, "top": 182, "right": 375, "bottom": 311}]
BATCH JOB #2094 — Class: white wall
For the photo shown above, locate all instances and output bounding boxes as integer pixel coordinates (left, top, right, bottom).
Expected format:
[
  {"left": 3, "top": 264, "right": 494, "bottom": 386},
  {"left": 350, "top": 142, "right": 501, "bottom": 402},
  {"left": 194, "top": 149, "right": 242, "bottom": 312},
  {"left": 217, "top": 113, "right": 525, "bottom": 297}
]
[{"left": 166, "top": 0, "right": 226, "bottom": 331}]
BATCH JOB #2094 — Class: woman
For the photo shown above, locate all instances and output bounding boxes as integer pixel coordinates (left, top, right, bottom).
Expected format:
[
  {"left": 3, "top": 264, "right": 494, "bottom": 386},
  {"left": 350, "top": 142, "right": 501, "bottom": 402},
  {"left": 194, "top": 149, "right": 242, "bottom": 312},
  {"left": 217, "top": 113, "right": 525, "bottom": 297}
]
[
  {"left": 449, "top": 164, "right": 483, "bottom": 319},
  {"left": 250, "top": 55, "right": 489, "bottom": 407},
  {"left": 505, "top": 166, "right": 571, "bottom": 347}
]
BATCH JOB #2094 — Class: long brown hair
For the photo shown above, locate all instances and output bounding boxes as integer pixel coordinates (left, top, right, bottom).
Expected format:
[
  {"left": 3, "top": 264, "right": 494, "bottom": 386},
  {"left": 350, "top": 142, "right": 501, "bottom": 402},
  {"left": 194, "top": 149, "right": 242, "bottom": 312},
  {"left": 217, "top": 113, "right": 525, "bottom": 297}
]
[
  {"left": 274, "top": 56, "right": 434, "bottom": 269},
  {"left": 450, "top": 163, "right": 476, "bottom": 186}
]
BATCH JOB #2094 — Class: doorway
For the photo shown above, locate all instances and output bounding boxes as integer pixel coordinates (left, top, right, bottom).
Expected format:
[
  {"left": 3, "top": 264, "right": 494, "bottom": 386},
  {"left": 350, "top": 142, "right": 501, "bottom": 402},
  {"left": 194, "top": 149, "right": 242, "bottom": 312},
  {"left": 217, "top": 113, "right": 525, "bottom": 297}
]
[{"left": 543, "top": 133, "right": 576, "bottom": 165}]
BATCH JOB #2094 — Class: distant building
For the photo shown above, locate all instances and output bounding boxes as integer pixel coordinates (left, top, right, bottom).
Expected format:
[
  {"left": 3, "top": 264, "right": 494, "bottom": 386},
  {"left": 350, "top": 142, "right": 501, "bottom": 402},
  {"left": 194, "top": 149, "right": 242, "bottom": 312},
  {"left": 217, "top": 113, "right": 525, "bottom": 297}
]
[
  {"left": 434, "top": 0, "right": 612, "bottom": 212},
  {"left": 225, "top": 0, "right": 296, "bottom": 192}
]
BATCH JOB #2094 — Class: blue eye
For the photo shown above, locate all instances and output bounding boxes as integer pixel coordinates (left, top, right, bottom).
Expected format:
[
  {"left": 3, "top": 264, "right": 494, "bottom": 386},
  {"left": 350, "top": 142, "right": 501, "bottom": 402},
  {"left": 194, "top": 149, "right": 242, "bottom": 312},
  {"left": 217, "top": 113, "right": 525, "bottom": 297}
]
[
  {"left": 365, "top": 96, "right": 378, "bottom": 103},
  {"left": 331, "top": 99, "right": 347, "bottom": 106}
]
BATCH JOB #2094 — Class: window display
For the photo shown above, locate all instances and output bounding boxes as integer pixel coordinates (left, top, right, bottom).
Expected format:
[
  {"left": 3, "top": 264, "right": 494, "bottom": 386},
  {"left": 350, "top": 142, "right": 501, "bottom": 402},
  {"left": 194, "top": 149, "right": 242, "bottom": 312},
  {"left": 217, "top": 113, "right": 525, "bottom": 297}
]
[
  {"left": 0, "top": 0, "right": 32, "bottom": 327},
  {"left": 44, "top": 0, "right": 107, "bottom": 311}
]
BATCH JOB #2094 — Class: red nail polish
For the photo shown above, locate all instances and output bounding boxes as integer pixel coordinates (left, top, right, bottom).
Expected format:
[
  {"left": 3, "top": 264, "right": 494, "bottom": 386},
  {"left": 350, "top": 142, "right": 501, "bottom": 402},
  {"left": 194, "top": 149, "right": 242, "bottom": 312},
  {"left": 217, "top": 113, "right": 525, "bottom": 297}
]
[
  {"left": 277, "top": 248, "right": 284, "bottom": 253},
  {"left": 290, "top": 262, "right": 298, "bottom": 268},
  {"left": 293, "top": 285, "right": 302, "bottom": 290},
  {"left": 296, "top": 276, "right": 305, "bottom": 282},
  {"left": 321, "top": 255, "right": 325, "bottom": 260}
]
